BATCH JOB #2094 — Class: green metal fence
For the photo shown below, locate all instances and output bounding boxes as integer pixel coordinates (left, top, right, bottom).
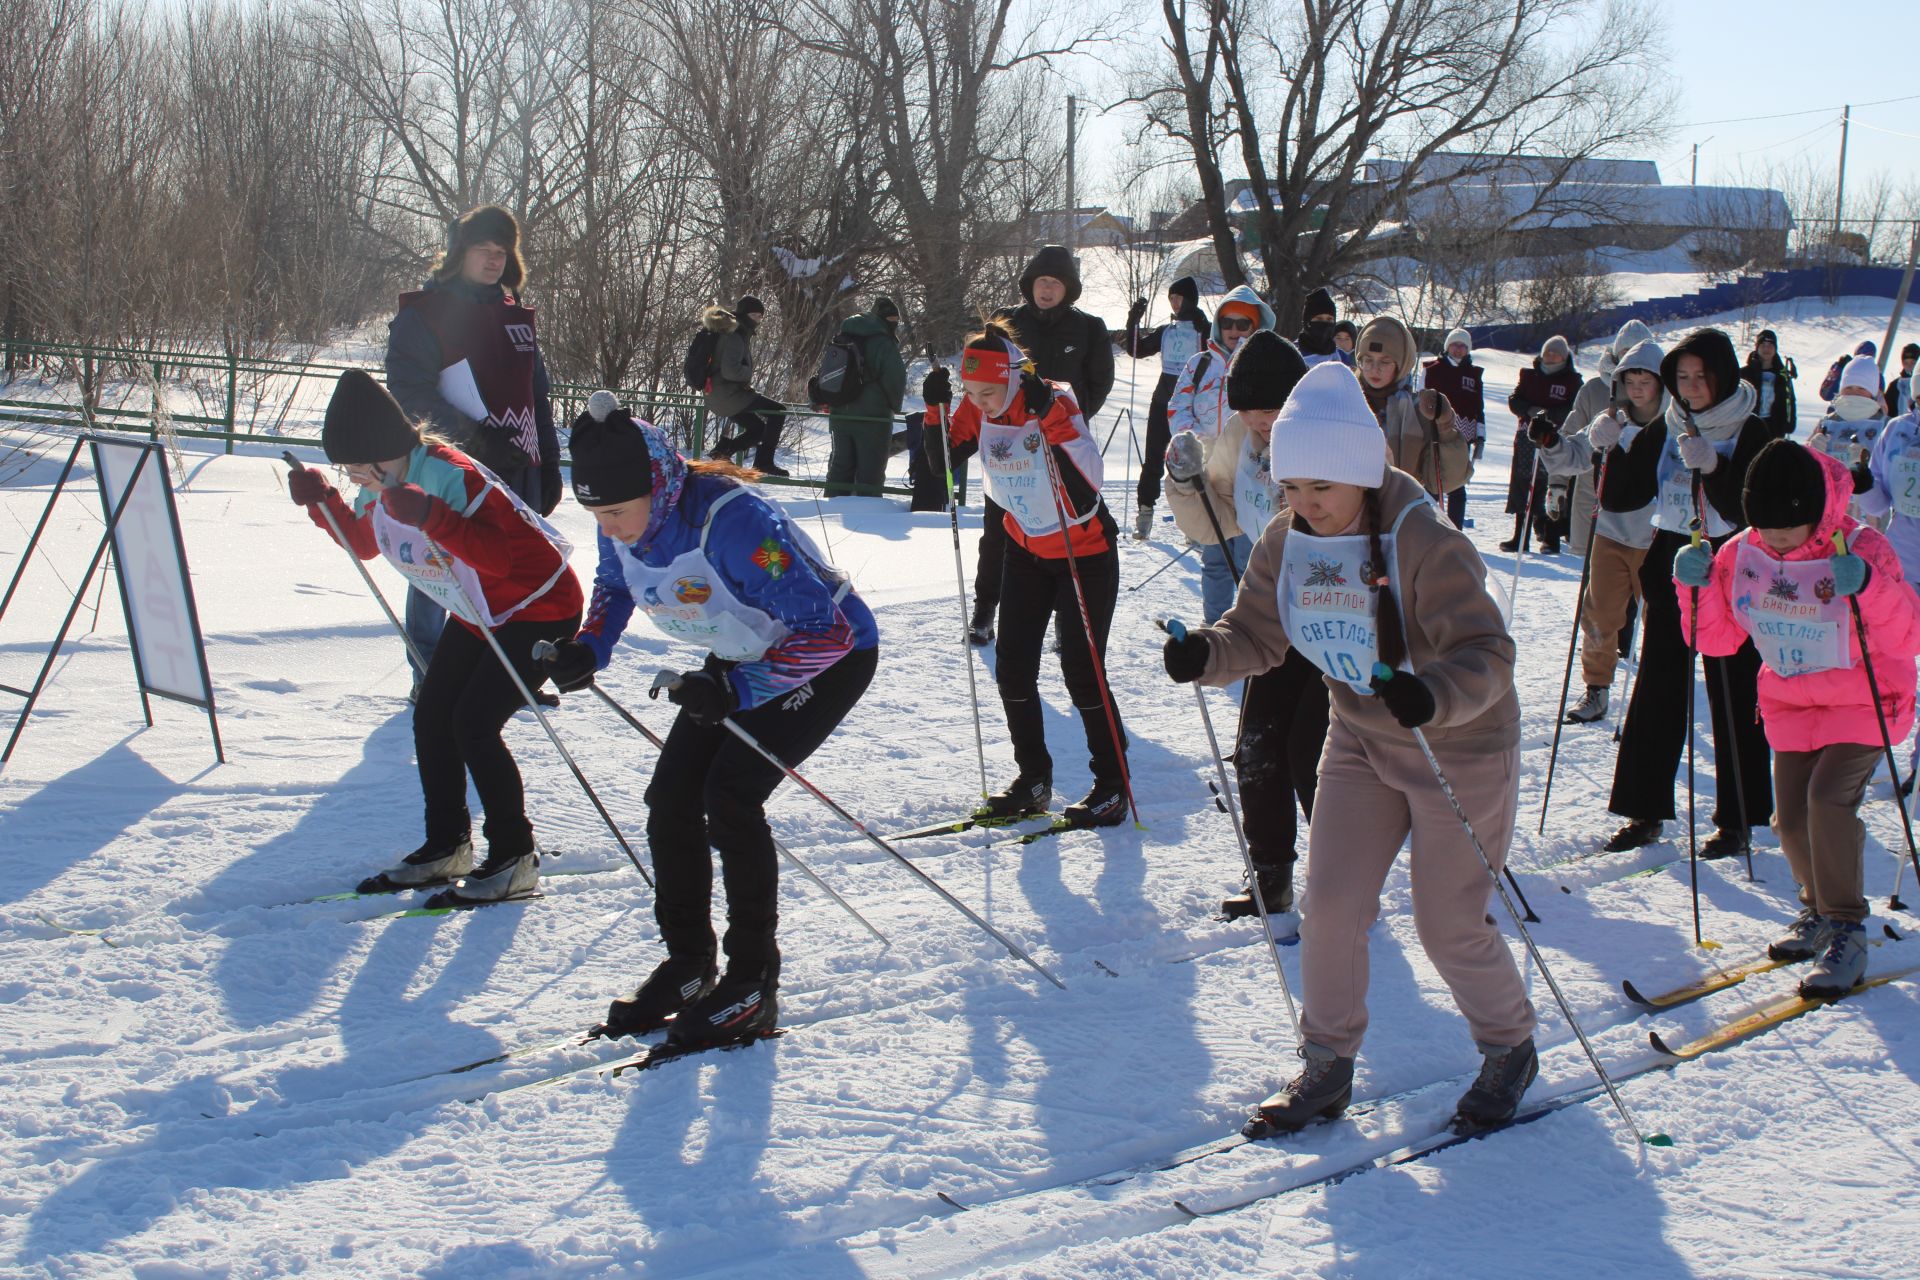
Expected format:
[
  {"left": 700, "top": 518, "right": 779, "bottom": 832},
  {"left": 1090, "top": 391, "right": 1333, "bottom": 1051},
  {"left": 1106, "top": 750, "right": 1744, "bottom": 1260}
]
[{"left": 0, "top": 337, "right": 910, "bottom": 494}]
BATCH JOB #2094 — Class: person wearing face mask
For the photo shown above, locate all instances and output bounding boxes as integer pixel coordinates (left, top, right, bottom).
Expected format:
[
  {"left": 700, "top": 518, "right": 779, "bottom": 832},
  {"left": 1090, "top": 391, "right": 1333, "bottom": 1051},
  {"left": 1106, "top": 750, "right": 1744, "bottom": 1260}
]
[
  {"left": 540, "top": 407, "right": 877, "bottom": 1047},
  {"left": 1855, "top": 362, "right": 1920, "bottom": 589},
  {"left": 922, "top": 324, "right": 1131, "bottom": 828},
  {"left": 1162, "top": 360, "right": 1536, "bottom": 1136},
  {"left": 1423, "top": 329, "right": 1488, "bottom": 525},
  {"left": 1297, "top": 287, "right": 1342, "bottom": 368},
  {"left": 1167, "top": 285, "right": 1277, "bottom": 620},
  {"left": 1601, "top": 328, "right": 1774, "bottom": 857},
  {"left": 1117, "top": 277, "right": 1211, "bottom": 541},
  {"left": 1503, "top": 335, "right": 1583, "bottom": 554},
  {"left": 289, "top": 370, "right": 582, "bottom": 905},
  {"left": 1819, "top": 340, "right": 1879, "bottom": 403},
  {"left": 1354, "top": 315, "right": 1470, "bottom": 523},
  {"left": 1740, "top": 328, "right": 1798, "bottom": 437},
  {"left": 1530, "top": 340, "right": 1669, "bottom": 726},
  {"left": 1164, "top": 331, "right": 1325, "bottom": 920},
  {"left": 1810, "top": 355, "right": 1891, "bottom": 496}
]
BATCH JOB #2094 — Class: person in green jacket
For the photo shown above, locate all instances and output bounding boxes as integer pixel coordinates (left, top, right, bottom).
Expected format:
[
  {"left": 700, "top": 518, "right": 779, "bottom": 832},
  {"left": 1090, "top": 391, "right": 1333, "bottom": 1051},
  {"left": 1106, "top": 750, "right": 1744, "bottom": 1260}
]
[{"left": 822, "top": 297, "right": 907, "bottom": 497}]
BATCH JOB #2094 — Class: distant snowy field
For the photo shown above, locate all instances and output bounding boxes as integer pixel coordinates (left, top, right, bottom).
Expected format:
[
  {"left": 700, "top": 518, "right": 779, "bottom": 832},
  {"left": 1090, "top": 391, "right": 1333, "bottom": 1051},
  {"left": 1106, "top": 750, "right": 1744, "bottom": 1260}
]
[{"left": 2, "top": 299, "right": 1920, "bottom": 1277}]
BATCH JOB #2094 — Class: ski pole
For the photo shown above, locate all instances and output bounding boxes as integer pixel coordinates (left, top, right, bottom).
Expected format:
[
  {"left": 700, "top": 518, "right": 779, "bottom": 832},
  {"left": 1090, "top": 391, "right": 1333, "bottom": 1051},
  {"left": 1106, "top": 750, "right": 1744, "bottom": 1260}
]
[
  {"left": 357, "top": 462, "right": 653, "bottom": 888},
  {"left": 1163, "top": 618, "right": 1300, "bottom": 1039},
  {"left": 1682, "top": 431, "right": 1756, "bottom": 884},
  {"left": 647, "top": 673, "right": 1065, "bottom": 990},
  {"left": 1126, "top": 541, "right": 1196, "bottom": 592},
  {"left": 282, "top": 451, "right": 428, "bottom": 674},
  {"left": 1398, "top": 693, "right": 1662, "bottom": 1149},
  {"left": 534, "top": 647, "right": 887, "bottom": 948},
  {"left": 1192, "top": 481, "right": 1242, "bottom": 582},
  {"left": 1036, "top": 430, "right": 1143, "bottom": 828},
  {"left": 935, "top": 397, "right": 991, "bottom": 802},
  {"left": 1612, "top": 607, "right": 1642, "bottom": 744},
  {"left": 1830, "top": 531, "right": 1920, "bottom": 912},
  {"left": 1684, "top": 520, "right": 1710, "bottom": 948},
  {"left": 1540, "top": 436, "right": 1612, "bottom": 833}
]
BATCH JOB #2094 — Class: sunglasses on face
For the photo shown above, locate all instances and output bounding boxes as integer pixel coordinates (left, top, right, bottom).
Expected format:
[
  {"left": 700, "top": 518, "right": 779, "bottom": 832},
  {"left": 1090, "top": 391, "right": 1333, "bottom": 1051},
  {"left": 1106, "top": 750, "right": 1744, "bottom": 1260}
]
[{"left": 1219, "top": 316, "right": 1255, "bottom": 331}]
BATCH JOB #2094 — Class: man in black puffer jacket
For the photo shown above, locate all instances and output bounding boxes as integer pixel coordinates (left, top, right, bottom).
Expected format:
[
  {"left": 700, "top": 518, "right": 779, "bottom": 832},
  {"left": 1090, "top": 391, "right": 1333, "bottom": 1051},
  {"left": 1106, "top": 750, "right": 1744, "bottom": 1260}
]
[{"left": 957, "top": 245, "right": 1116, "bottom": 644}]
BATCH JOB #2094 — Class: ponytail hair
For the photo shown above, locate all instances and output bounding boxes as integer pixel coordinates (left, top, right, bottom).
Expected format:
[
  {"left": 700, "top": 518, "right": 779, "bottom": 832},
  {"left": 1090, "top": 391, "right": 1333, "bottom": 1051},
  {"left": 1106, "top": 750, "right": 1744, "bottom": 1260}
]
[
  {"left": 965, "top": 320, "right": 1029, "bottom": 359},
  {"left": 1364, "top": 486, "right": 1407, "bottom": 672}
]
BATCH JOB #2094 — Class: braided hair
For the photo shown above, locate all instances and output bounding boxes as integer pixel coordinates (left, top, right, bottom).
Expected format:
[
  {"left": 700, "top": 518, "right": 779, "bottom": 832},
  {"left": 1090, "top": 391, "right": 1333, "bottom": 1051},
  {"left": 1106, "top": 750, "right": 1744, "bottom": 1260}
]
[{"left": 1363, "top": 486, "right": 1407, "bottom": 672}]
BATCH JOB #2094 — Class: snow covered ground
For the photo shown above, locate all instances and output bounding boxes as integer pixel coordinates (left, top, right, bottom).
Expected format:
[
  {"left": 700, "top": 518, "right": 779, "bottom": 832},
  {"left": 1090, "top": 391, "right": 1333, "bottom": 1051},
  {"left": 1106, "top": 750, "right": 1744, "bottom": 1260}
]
[{"left": 3, "top": 304, "right": 1920, "bottom": 1277}]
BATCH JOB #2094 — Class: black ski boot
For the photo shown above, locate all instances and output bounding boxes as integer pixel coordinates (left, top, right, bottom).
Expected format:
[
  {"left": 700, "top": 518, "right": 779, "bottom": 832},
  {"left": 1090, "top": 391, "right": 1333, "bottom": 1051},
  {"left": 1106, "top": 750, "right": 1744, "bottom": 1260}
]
[
  {"left": 980, "top": 774, "right": 1051, "bottom": 819},
  {"left": 966, "top": 605, "right": 996, "bottom": 646},
  {"left": 1064, "top": 779, "right": 1128, "bottom": 828},
  {"left": 602, "top": 954, "right": 718, "bottom": 1038},
  {"left": 1497, "top": 517, "right": 1524, "bottom": 553},
  {"left": 667, "top": 962, "right": 779, "bottom": 1049},
  {"left": 1452, "top": 1037, "right": 1538, "bottom": 1132},
  {"left": 1249, "top": 1043, "right": 1355, "bottom": 1135},
  {"left": 1700, "top": 826, "right": 1750, "bottom": 861},
  {"left": 1222, "top": 861, "right": 1294, "bottom": 919},
  {"left": 1601, "top": 819, "right": 1661, "bottom": 852}
]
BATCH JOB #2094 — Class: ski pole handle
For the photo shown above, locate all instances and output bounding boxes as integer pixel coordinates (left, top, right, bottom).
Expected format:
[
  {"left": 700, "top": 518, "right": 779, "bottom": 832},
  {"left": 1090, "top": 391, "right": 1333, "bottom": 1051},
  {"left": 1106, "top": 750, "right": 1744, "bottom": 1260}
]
[
  {"left": 1832, "top": 530, "right": 1847, "bottom": 556},
  {"left": 1160, "top": 617, "right": 1188, "bottom": 641},
  {"left": 281, "top": 450, "right": 306, "bottom": 471},
  {"left": 648, "top": 669, "right": 683, "bottom": 699}
]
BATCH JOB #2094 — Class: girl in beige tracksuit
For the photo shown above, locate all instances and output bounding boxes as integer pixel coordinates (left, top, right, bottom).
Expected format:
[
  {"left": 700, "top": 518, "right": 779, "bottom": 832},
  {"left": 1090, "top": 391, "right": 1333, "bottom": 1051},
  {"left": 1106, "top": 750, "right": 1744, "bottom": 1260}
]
[{"left": 1162, "top": 360, "right": 1537, "bottom": 1134}]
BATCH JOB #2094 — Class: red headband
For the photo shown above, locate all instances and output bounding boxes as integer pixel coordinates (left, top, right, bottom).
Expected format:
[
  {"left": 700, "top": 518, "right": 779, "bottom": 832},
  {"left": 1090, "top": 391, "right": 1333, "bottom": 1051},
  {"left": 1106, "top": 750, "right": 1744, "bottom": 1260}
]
[{"left": 960, "top": 345, "right": 1013, "bottom": 385}]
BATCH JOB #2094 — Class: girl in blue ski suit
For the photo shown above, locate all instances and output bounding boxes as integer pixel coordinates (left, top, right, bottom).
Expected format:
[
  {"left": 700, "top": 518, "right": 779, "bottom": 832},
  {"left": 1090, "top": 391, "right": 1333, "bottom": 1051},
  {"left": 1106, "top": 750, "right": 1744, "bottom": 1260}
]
[{"left": 539, "top": 408, "right": 878, "bottom": 1048}]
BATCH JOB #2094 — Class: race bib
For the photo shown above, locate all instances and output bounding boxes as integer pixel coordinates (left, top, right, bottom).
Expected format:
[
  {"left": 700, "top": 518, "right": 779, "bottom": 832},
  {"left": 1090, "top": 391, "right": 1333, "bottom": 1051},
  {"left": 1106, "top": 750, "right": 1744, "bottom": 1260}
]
[
  {"left": 1656, "top": 468, "right": 1695, "bottom": 533},
  {"left": 1161, "top": 323, "right": 1201, "bottom": 374},
  {"left": 1279, "top": 531, "right": 1390, "bottom": 693},
  {"left": 1233, "top": 442, "right": 1277, "bottom": 540},
  {"left": 370, "top": 466, "right": 570, "bottom": 627},
  {"left": 1892, "top": 451, "right": 1920, "bottom": 520},
  {"left": 1731, "top": 539, "right": 1850, "bottom": 677},
  {"left": 980, "top": 424, "right": 1059, "bottom": 536}
]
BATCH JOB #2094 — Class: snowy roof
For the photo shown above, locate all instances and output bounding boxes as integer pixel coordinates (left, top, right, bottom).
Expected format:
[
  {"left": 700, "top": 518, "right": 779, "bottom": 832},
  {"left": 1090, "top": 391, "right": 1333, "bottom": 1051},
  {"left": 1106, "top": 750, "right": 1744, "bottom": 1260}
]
[
  {"left": 1397, "top": 181, "right": 1791, "bottom": 231},
  {"left": 1365, "top": 153, "right": 1663, "bottom": 186}
]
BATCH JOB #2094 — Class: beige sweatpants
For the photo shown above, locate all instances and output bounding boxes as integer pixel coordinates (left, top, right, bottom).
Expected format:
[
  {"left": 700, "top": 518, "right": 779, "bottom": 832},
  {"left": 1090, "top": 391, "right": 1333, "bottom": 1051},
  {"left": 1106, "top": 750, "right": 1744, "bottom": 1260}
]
[
  {"left": 1579, "top": 534, "right": 1648, "bottom": 689},
  {"left": 1300, "top": 717, "right": 1537, "bottom": 1058},
  {"left": 1773, "top": 742, "right": 1877, "bottom": 924}
]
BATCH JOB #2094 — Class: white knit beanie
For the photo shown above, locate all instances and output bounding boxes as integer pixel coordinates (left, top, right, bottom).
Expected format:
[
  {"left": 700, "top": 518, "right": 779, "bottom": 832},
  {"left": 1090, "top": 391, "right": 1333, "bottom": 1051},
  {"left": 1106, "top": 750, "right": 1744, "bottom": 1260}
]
[
  {"left": 1445, "top": 327, "right": 1471, "bottom": 352},
  {"left": 1267, "top": 362, "right": 1388, "bottom": 488},
  {"left": 1839, "top": 354, "right": 1883, "bottom": 396}
]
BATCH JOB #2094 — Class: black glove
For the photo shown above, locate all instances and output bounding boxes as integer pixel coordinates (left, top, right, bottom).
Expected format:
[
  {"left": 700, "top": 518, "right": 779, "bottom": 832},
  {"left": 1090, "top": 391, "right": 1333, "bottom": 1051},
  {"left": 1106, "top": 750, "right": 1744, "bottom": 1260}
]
[
  {"left": 1369, "top": 665, "right": 1435, "bottom": 728},
  {"left": 1526, "top": 413, "right": 1559, "bottom": 449},
  {"left": 668, "top": 670, "right": 737, "bottom": 725},
  {"left": 538, "top": 465, "right": 563, "bottom": 517},
  {"left": 1126, "top": 297, "right": 1148, "bottom": 329},
  {"left": 921, "top": 367, "right": 952, "bottom": 408},
  {"left": 1163, "top": 630, "right": 1210, "bottom": 683},
  {"left": 539, "top": 638, "right": 599, "bottom": 693},
  {"left": 1019, "top": 372, "right": 1053, "bottom": 416},
  {"left": 466, "top": 422, "right": 533, "bottom": 475},
  {"left": 1852, "top": 460, "right": 1876, "bottom": 495}
]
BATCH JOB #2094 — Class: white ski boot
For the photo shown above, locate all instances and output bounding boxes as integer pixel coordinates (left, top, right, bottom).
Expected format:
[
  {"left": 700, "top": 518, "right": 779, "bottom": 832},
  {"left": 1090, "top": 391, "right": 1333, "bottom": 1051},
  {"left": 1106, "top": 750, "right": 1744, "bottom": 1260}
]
[
  {"left": 358, "top": 838, "right": 474, "bottom": 894},
  {"left": 1564, "top": 685, "right": 1609, "bottom": 724},
  {"left": 441, "top": 851, "right": 541, "bottom": 904}
]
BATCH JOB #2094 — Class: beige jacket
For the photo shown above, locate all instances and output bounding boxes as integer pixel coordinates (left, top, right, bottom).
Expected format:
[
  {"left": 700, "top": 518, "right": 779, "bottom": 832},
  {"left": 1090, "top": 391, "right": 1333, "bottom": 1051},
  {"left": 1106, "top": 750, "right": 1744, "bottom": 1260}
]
[
  {"left": 1196, "top": 468, "right": 1519, "bottom": 746},
  {"left": 1380, "top": 388, "right": 1472, "bottom": 497},
  {"left": 1165, "top": 411, "right": 1275, "bottom": 544}
]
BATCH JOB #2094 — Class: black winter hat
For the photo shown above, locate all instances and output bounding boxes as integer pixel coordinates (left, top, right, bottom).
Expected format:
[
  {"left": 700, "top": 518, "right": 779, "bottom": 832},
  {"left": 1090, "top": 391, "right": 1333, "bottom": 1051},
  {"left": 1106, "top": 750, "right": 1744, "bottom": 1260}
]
[
  {"left": 1661, "top": 328, "right": 1743, "bottom": 410},
  {"left": 1019, "top": 245, "right": 1082, "bottom": 305},
  {"left": 568, "top": 411, "right": 654, "bottom": 508},
  {"left": 872, "top": 296, "right": 900, "bottom": 322},
  {"left": 439, "top": 205, "right": 524, "bottom": 291},
  {"left": 1903, "top": 342, "right": 1920, "bottom": 361},
  {"left": 1333, "top": 319, "right": 1357, "bottom": 340},
  {"left": 1226, "top": 331, "right": 1309, "bottom": 411},
  {"left": 1302, "top": 286, "right": 1337, "bottom": 324},
  {"left": 1743, "top": 438, "right": 1828, "bottom": 530},
  {"left": 323, "top": 370, "right": 420, "bottom": 465},
  {"left": 1756, "top": 329, "right": 1779, "bottom": 345},
  {"left": 735, "top": 295, "right": 766, "bottom": 318},
  {"left": 1169, "top": 276, "right": 1199, "bottom": 307}
]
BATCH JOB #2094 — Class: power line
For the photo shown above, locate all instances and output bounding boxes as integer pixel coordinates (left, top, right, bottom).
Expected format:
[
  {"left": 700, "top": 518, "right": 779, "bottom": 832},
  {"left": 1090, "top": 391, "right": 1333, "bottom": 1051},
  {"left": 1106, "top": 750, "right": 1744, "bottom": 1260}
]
[
  {"left": 1673, "top": 92, "right": 1920, "bottom": 131},
  {"left": 1852, "top": 119, "right": 1920, "bottom": 143}
]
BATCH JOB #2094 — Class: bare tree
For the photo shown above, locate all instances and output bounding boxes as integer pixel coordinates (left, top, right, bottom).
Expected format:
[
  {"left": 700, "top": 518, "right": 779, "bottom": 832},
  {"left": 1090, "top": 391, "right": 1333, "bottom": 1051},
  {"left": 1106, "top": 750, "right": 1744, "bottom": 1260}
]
[{"left": 1126, "top": 0, "right": 1672, "bottom": 325}]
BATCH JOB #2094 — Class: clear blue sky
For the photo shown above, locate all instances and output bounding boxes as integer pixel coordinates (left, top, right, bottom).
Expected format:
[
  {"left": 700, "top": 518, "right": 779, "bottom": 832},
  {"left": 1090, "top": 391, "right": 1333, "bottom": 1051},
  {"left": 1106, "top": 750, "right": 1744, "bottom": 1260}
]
[{"left": 1073, "top": 0, "right": 1920, "bottom": 204}]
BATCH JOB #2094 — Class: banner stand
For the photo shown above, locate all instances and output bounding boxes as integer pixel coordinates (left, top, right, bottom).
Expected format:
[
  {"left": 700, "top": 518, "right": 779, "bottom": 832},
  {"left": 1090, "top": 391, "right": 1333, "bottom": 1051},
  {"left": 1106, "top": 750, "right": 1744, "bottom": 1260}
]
[{"left": 0, "top": 436, "right": 223, "bottom": 768}]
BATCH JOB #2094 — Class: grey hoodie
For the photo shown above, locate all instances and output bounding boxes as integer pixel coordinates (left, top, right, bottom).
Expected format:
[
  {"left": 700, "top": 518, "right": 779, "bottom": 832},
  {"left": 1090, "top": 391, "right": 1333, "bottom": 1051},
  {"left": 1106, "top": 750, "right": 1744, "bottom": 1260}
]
[{"left": 1538, "top": 339, "right": 1668, "bottom": 548}]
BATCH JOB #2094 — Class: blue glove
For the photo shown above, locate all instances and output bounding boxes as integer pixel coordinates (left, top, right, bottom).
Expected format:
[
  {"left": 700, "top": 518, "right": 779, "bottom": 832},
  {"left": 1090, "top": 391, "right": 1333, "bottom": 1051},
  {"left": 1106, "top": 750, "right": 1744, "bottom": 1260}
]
[
  {"left": 1369, "top": 663, "right": 1435, "bottom": 728},
  {"left": 1831, "top": 552, "right": 1871, "bottom": 597},
  {"left": 1673, "top": 543, "right": 1715, "bottom": 589}
]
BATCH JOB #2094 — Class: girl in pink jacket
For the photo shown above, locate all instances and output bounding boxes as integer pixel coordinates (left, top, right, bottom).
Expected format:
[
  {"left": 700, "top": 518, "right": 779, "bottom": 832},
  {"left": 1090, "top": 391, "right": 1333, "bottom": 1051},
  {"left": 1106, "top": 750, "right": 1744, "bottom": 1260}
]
[{"left": 1675, "top": 439, "right": 1920, "bottom": 998}]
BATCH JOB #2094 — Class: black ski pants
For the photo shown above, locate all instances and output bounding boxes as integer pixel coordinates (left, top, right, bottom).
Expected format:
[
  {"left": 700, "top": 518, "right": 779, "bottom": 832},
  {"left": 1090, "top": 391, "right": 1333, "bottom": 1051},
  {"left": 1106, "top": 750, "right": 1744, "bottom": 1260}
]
[
  {"left": 1236, "top": 647, "right": 1331, "bottom": 871},
  {"left": 973, "top": 499, "right": 1008, "bottom": 616},
  {"left": 645, "top": 646, "right": 877, "bottom": 975},
  {"left": 1135, "top": 372, "right": 1178, "bottom": 510},
  {"left": 712, "top": 394, "right": 787, "bottom": 471},
  {"left": 1609, "top": 529, "right": 1772, "bottom": 827},
  {"left": 995, "top": 535, "right": 1127, "bottom": 784},
  {"left": 414, "top": 612, "right": 579, "bottom": 859}
]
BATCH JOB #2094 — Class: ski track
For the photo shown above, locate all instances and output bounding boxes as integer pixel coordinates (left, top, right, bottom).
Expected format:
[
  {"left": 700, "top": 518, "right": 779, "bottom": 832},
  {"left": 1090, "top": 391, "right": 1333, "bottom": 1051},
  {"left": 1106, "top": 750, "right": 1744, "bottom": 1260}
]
[{"left": 4, "top": 296, "right": 1920, "bottom": 1277}]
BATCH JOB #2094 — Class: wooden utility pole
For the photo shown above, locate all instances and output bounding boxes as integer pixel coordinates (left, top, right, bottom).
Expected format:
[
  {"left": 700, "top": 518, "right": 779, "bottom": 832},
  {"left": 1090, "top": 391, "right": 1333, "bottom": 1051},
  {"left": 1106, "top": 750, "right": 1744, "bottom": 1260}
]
[
  {"left": 1832, "top": 105, "right": 1851, "bottom": 253},
  {"left": 1065, "top": 95, "right": 1077, "bottom": 250}
]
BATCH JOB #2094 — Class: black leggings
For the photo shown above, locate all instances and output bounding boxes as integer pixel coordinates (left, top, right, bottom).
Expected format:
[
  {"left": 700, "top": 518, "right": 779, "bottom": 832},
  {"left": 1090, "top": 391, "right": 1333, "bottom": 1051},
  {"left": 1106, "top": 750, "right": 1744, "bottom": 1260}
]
[
  {"left": 414, "top": 612, "right": 579, "bottom": 858},
  {"left": 995, "top": 535, "right": 1127, "bottom": 783},
  {"left": 1136, "top": 373, "right": 1178, "bottom": 509},
  {"left": 713, "top": 395, "right": 787, "bottom": 471},
  {"left": 1609, "top": 530, "right": 1772, "bottom": 827},
  {"left": 974, "top": 499, "right": 1009, "bottom": 614},
  {"left": 1236, "top": 647, "right": 1331, "bottom": 870},
  {"left": 644, "top": 647, "right": 877, "bottom": 974}
]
